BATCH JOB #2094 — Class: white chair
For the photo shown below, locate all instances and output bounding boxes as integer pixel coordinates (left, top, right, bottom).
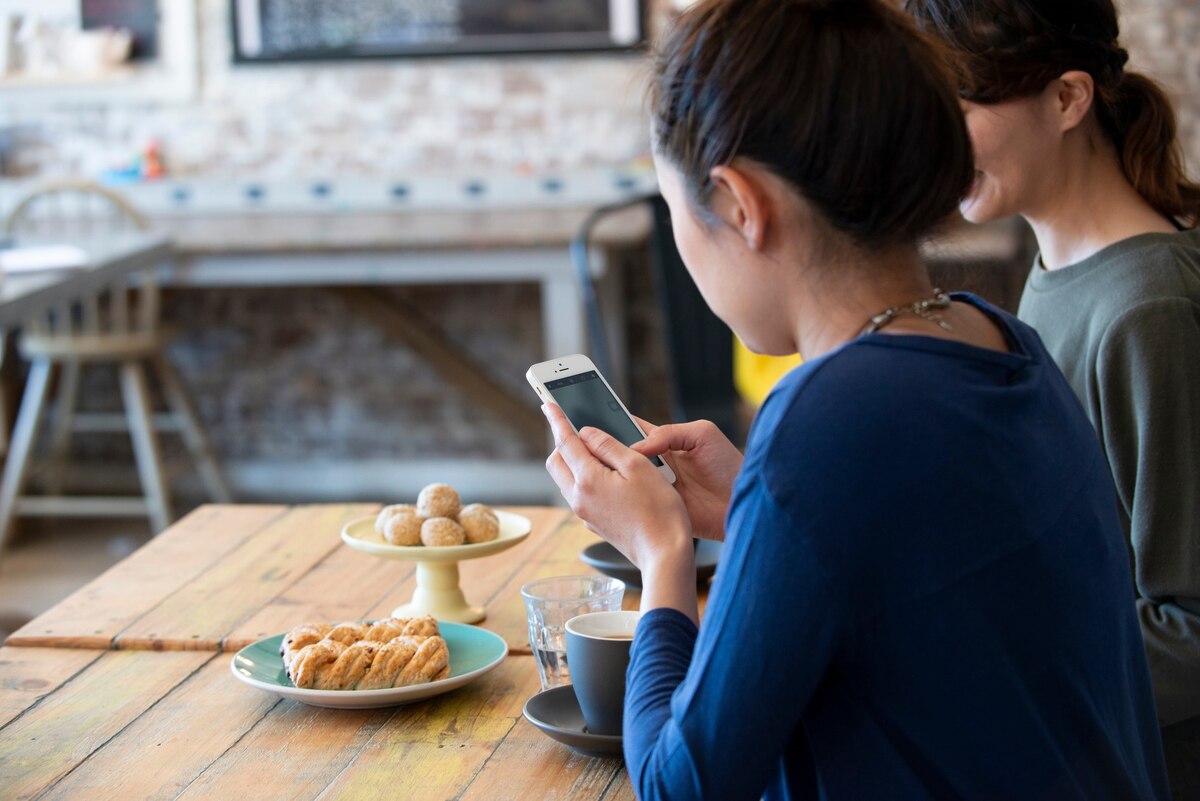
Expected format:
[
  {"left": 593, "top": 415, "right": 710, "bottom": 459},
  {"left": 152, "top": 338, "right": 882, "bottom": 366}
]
[{"left": 0, "top": 180, "right": 232, "bottom": 552}]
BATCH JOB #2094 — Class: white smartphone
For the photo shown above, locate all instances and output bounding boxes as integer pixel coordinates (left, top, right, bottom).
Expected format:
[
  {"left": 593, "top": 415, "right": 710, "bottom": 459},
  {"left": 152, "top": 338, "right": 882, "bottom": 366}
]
[{"left": 527, "top": 354, "right": 677, "bottom": 483}]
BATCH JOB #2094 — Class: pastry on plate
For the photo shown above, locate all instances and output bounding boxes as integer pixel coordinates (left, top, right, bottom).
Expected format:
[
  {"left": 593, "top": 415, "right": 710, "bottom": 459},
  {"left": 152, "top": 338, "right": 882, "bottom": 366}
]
[
  {"left": 381, "top": 505, "right": 424, "bottom": 546},
  {"left": 280, "top": 623, "right": 332, "bottom": 671},
  {"left": 374, "top": 484, "right": 498, "bottom": 547},
  {"left": 375, "top": 504, "right": 410, "bottom": 535},
  {"left": 363, "top": 616, "right": 439, "bottom": 642},
  {"left": 417, "top": 483, "right": 461, "bottom": 519},
  {"left": 458, "top": 503, "right": 499, "bottom": 544},
  {"left": 282, "top": 615, "right": 450, "bottom": 691},
  {"left": 421, "top": 516, "right": 466, "bottom": 547}
]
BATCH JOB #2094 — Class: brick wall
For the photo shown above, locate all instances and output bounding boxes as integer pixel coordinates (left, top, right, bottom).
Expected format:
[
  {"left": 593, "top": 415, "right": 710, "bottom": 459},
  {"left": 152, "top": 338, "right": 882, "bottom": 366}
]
[
  {"left": 1121, "top": 0, "right": 1200, "bottom": 170},
  {"left": 3, "top": 0, "right": 665, "bottom": 179}
]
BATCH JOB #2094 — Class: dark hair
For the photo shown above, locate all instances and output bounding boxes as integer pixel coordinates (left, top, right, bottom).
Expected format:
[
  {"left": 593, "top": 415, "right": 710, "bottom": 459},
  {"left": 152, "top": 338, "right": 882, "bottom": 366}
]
[
  {"left": 906, "top": 0, "right": 1200, "bottom": 225},
  {"left": 650, "top": 0, "right": 974, "bottom": 250}
]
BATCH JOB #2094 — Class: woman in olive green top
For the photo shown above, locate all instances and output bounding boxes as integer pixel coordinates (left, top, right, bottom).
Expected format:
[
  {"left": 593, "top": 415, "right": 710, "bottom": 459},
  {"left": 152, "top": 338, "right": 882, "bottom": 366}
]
[{"left": 906, "top": 0, "right": 1200, "bottom": 795}]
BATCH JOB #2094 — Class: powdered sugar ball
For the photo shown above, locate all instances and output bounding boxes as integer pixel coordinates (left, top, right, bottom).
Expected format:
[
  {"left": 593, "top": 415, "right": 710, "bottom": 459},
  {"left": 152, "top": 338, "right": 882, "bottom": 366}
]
[
  {"left": 421, "top": 517, "right": 467, "bottom": 547},
  {"left": 375, "top": 504, "right": 410, "bottom": 535},
  {"left": 417, "top": 483, "right": 461, "bottom": 519},
  {"left": 382, "top": 506, "right": 424, "bottom": 546},
  {"left": 458, "top": 503, "right": 499, "bottom": 544}
]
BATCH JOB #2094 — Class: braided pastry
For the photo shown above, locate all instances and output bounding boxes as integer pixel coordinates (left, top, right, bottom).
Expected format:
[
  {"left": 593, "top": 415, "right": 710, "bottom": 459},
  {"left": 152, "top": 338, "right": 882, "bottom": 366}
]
[
  {"left": 363, "top": 616, "right": 439, "bottom": 642},
  {"left": 282, "top": 616, "right": 451, "bottom": 690},
  {"left": 280, "top": 623, "right": 332, "bottom": 671},
  {"left": 359, "top": 636, "right": 451, "bottom": 689},
  {"left": 325, "top": 621, "right": 369, "bottom": 646}
]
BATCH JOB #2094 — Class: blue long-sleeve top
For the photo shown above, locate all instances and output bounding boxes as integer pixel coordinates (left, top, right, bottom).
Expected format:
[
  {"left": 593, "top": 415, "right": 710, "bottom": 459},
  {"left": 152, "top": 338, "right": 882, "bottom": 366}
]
[{"left": 624, "top": 296, "right": 1169, "bottom": 800}]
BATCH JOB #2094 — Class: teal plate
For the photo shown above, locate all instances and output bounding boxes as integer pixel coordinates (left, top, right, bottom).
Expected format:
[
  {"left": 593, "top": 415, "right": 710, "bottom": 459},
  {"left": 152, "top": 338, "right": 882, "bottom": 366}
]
[{"left": 230, "top": 621, "right": 508, "bottom": 709}]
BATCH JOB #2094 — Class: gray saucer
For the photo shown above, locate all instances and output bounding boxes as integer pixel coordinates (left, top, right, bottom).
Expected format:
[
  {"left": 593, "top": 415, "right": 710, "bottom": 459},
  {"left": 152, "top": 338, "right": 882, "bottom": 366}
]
[
  {"left": 522, "top": 684, "right": 623, "bottom": 757},
  {"left": 580, "top": 539, "right": 722, "bottom": 589}
]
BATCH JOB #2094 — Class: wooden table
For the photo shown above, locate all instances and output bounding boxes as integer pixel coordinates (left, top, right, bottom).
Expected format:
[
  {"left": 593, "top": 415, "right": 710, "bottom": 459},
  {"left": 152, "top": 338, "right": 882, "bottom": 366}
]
[{"left": 1, "top": 504, "right": 701, "bottom": 800}]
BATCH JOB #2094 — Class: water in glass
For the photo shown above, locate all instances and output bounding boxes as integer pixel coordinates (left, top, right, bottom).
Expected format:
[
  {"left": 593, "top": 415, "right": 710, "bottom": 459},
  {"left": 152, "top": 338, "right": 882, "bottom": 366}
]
[{"left": 521, "top": 575, "right": 625, "bottom": 690}]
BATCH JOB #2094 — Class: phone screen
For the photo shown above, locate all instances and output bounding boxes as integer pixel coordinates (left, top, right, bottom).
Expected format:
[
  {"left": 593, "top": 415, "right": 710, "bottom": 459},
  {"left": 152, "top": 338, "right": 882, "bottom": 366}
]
[{"left": 543, "top": 371, "right": 663, "bottom": 466}]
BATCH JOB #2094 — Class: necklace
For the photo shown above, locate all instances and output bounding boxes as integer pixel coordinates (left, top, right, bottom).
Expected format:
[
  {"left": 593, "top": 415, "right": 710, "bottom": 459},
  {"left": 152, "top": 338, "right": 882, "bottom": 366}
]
[{"left": 859, "top": 288, "right": 953, "bottom": 336}]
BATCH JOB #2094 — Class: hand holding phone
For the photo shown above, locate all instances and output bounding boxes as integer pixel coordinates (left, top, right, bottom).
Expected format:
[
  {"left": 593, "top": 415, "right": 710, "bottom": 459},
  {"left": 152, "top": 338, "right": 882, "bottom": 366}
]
[
  {"left": 534, "top": 360, "right": 697, "bottom": 618},
  {"left": 526, "top": 354, "right": 676, "bottom": 484}
]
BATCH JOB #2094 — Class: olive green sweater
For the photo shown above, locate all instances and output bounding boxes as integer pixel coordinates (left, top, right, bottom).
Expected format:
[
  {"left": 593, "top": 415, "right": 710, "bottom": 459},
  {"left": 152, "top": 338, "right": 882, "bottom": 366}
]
[{"left": 1019, "top": 228, "right": 1200, "bottom": 726}]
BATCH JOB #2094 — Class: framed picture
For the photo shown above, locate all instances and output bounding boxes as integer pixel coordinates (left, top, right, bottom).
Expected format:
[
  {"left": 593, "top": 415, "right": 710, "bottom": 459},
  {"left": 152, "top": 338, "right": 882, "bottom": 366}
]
[
  {"left": 81, "top": 0, "right": 159, "bottom": 59},
  {"left": 232, "top": 0, "right": 645, "bottom": 63}
]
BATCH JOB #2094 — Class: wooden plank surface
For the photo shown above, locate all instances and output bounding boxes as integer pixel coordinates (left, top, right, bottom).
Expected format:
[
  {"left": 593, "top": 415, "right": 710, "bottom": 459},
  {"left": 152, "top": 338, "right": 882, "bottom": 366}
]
[
  {"left": 0, "top": 650, "right": 211, "bottom": 800},
  {"left": 0, "top": 652, "right": 632, "bottom": 800},
  {"left": 115, "top": 504, "right": 375, "bottom": 651},
  {"left": 169, "top": 656, "right": 545, "bottom": 800},
  {"left": 457, "top": 701, "right": 626, "bottom": 801},
  {"left": 601, "top": 770, "right": 640, "bottom": 801},
  {"left": 5, "top": 505, "right": 286, "bottom": 649},
  {"left": 0, "top": 647, "right": 101, "bottom": 729},
  {"left": 37, "top": 657, "right": 279, "bottom": 801},
  {"left": 312, "top": 655, "right": 539, "bottom": 800},
  {"left": 222, "top": 541, "right": 415, "bottom": 652},
  {"left": 0, "top": 505, "right": 711, "bottom": 801},
  {"left": 170, "top": 696, "right": 395, "bottom": 800}
]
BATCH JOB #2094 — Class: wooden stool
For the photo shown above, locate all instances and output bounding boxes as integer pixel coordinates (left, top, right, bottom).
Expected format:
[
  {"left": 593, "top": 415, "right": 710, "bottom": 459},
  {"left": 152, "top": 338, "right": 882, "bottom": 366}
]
[{"left": 0, "top": 181, "right": 232, "bottom": 551}]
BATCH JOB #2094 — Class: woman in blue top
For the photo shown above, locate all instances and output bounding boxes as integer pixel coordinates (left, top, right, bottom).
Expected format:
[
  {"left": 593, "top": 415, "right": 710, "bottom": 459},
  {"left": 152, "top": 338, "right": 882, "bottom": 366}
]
[{"left": 538, "top": 0, "right": 1169, "bottom": 798}]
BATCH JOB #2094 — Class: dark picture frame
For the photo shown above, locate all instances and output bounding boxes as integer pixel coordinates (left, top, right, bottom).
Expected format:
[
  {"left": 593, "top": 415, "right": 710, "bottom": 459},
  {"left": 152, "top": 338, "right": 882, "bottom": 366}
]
[
  {"left": 231, "top": 0, "right": 645, "bottom": 63},
  {"left": 81, "top": 0, "right": 160, "bottom": 60}
]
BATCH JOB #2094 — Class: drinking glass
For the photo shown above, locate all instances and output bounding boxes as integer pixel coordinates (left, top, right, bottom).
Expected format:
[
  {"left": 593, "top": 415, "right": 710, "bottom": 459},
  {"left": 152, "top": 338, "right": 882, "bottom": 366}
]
[{"left": 520, "top": 575, "right": 625, "bottom": 690}]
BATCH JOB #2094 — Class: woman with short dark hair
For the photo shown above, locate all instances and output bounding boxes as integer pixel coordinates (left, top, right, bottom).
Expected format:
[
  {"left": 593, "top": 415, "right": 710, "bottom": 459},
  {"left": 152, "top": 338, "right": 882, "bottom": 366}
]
[
  {"left": 906, "top": 1, "right": 1200, "bottom": 793},
  {"left": 538, "top": 0, "right": 1169, "bottom": 798}
]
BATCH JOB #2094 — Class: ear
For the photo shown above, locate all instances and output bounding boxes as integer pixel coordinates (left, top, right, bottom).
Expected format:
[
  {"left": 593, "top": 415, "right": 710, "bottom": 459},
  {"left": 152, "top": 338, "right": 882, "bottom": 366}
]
[
  {"left": 707, "top": 162, "right": 769, "bottom": 251},
  {"left": 1052, "top": 70, "right": 1095, "bottom": 132}
]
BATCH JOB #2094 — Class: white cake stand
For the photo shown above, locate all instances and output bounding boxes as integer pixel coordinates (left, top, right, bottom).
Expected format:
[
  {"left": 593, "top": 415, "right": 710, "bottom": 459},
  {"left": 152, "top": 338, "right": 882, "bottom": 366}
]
[{"left": 341, "top": 510, "right": 532, "bottom": 623}]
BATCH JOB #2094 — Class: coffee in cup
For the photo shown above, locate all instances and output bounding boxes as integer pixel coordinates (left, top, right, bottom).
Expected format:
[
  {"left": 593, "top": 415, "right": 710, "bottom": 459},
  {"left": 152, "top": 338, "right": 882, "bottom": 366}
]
[{"left": 564, "top": 610, "right": 641, "bottom": 736}]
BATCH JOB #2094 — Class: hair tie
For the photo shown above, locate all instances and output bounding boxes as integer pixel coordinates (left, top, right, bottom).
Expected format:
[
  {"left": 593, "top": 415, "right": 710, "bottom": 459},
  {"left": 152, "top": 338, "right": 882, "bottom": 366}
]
[{"left": 1101, "top": 42, "right": 1129, "bottom": 83}]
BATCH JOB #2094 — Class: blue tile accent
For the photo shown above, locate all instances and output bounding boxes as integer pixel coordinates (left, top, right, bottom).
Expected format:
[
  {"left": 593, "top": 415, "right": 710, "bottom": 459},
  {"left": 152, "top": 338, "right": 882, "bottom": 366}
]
[
  {"left": 464, "top": 180, "right": 487, "bottom": 197},
  {"left": 390, "top": 184, "right": 410, "bottom": 199},
  {"left": 613, "top": 175, "right": 638, "bottom": 191},
  {"left": 311, "top": 182, "right": 332, "bottom": 198},
  {"left": 171, "top": 186, "right": 191, "bottom": 204},
  {"left": 541, "top": 178, "right": 564, "bottom": 193},
  {"left": 244, "top": 185, "right": 266, "bottom": 202}
]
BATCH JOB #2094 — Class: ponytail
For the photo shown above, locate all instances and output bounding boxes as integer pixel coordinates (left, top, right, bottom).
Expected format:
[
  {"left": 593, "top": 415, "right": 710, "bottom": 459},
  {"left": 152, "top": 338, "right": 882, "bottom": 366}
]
[{"left": 1099, "top": 72, "right": 1200, "bottom": 226}]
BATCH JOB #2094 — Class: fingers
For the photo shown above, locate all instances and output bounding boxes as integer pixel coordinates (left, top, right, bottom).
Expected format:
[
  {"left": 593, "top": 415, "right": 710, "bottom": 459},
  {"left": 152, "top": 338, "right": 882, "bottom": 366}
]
[
  {"left": 542, "top": 403, "right": 575, "bottom": 446},
  {"left": 631, "top": 427, "right": 672, "bottom": 457},
  {"left": 541, "top": 404, "right": 603, "bottom": 481},
  {"left": 544, "top": 448, "right": 575, "bottom": 500},
  {"left": 632, "top": 415, "right": 659, "bottom": 435},
  {"left": 633, "top": 421, "right": 706, "bottom": 457},
  {"left": 579, "top": 426, "right": 644, "bottom": 475}
]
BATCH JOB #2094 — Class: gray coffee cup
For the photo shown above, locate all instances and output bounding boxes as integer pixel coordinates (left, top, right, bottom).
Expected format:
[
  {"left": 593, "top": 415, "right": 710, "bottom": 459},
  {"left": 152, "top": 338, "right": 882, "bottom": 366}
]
[{"left": 564, "top": 610, "right": 641, "bottom": 736}]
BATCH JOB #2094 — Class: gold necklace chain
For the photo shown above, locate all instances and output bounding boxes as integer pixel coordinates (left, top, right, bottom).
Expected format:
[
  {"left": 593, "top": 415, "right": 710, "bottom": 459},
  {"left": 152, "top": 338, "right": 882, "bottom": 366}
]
[{"left": 859, "top": 288, "right": 953, "bottom": 336}]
